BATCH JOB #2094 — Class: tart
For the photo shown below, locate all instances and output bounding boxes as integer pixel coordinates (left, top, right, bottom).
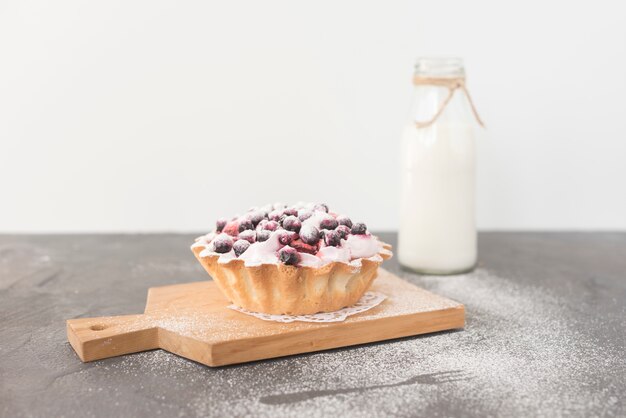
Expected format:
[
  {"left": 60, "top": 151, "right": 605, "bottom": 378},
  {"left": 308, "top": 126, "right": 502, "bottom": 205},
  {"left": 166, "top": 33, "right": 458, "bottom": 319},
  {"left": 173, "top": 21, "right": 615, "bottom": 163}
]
[{"left": 191, "top": 202, "right": 392, "bottom": 315}]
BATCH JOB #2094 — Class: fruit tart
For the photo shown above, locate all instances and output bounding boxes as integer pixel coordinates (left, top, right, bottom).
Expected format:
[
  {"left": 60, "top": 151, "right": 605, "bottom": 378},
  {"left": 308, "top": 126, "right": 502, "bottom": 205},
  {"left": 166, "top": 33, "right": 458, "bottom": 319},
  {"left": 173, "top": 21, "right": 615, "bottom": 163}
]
[{"left": 191, "top": 202, "right": 392, "bottom": 315}]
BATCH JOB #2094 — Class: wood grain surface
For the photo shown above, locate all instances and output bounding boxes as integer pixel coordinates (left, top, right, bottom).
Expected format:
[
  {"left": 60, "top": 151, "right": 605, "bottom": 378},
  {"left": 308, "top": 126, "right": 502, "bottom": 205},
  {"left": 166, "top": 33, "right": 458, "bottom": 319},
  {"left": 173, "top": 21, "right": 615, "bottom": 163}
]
[{"left": 67, "top": 269, "right": 464, "bottom": 367}]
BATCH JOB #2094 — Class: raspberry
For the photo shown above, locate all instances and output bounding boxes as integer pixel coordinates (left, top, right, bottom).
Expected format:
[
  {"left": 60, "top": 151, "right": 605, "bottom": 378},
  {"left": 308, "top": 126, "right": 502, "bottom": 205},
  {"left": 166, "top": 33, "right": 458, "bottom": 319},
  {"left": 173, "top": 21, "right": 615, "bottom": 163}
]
[
  {"left": 351, "top": 222, "right": 367, "bottom": 235},
  {"left": 282, "top": 216, "right": 301, "bottom": 233},
  {"left": 233, "top": 239, "right": 250, "bottom": 257},
  {"left": 256, "top": 230, "right": 271, "bottom": 242},
  {"left": 238, "top": 219, "right": 254, "bottom": 232},
  {"left": 238, "top": 230, "right": 256, "bottom": 244},
  {"left": 336, "top": 215, "right": 353, "bottom": 228},
  {"left": 299, "top": 224, "right": 320, "bottom": 245},
  {"left": 278, "top": 246, "right": 300, "bottom": 265},
  {"left": 212, "top": 234, "right": 233, "bottom": 253},
  {"left": 222, "top": 221, "right": 240, "bottom": 236},
  {"left": 215, "top": 218, "right": 228, "bottom": 233},
  {"left": 291, "top": 239, "right": 318, "bottom": 254},
  {"left": 336, "top": 225, "right": 351, "bottom": 239},
  {"left": 324, "top": 230, "right": 341, "bottom": 247}
]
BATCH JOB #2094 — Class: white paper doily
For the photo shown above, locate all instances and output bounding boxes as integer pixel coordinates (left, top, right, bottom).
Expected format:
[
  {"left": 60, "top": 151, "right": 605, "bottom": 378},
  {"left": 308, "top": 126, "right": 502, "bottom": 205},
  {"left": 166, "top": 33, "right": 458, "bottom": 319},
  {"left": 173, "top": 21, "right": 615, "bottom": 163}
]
[{"left": 228, "top": 292, "right": 387, "bottom": 323}]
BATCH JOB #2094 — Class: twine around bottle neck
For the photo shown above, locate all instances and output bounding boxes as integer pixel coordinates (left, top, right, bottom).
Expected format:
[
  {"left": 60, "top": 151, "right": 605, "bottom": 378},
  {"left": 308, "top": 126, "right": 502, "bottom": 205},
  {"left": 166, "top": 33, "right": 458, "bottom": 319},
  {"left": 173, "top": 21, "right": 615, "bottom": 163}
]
[{"left": 412, "top": 75, "right": 485, "bottom": 129}]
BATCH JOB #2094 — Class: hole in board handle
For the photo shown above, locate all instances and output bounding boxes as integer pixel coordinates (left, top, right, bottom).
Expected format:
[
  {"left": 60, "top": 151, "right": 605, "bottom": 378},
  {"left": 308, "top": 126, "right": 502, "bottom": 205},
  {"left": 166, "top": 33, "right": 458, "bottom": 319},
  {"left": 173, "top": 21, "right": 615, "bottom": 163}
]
[{"left": 90, "top": 324, "right": 107, "bottom": 331}]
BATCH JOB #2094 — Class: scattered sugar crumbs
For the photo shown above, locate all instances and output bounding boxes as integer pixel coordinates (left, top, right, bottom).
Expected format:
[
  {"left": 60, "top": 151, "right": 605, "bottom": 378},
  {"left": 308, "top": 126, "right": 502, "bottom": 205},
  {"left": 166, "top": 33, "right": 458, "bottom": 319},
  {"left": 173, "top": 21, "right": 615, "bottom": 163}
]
[{"left": 87, "top": 269, "right": 624, "bottom": 417}]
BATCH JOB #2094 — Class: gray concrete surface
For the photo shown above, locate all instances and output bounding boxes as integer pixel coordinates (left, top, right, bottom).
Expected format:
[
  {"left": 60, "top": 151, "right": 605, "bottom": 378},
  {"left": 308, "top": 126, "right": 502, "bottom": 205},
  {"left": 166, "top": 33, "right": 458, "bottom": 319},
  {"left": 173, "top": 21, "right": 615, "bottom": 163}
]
[{"left": 1, "top": 233, "right": 625, "bottom": 417}]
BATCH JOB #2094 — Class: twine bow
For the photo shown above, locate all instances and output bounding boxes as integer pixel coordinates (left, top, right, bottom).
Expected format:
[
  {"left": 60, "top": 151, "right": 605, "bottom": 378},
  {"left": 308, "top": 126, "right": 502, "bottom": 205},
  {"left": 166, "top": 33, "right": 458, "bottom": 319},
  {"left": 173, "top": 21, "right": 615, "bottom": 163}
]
[{"left": 412, "top": 76, "right": 485, "bottom": 129}]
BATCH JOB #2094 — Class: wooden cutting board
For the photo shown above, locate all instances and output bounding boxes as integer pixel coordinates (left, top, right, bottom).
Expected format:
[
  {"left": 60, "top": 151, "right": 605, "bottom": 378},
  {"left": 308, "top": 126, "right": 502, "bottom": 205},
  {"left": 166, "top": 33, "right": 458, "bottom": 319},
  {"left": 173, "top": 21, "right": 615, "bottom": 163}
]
[{"left": 67, "top": 269, "right": 464, "bottom": 367}]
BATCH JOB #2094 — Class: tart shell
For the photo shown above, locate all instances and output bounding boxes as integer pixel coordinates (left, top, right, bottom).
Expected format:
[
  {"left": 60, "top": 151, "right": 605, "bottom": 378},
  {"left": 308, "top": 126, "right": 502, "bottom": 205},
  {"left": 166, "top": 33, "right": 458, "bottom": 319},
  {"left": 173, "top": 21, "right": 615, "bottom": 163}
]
[{"left": 192, "top": 244, "right": 392, "bottom": 315}]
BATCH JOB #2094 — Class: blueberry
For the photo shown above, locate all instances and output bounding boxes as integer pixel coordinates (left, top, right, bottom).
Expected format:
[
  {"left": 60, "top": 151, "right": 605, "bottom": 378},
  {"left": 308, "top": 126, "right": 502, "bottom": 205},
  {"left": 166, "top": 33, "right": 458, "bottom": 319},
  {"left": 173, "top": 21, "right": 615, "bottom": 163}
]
[
  {"left": 238, "top": 230, "right": 256, "bottom": 244},
  {"left": 299, "top": 224, "right": 320, "bottom": 245},
  {"left": 282, "top": 207, "right": 298, "bottom": 217},
  {"left": 319, "top": 216, "right": 338, "bottom": 230},
  {"left": 238, "top": 219, "right": 254, "bottom": 232},
  {"left": 248, "top": 211, "right": 266, "bottom": 226},
  {"left": 324, "top": 230, "right": 341, "bottom": 247},
  {"left": 336, "top": 225, "right": 351, "bottom": 239},
  {"left": 256, "top": 230, "right": 271, "bottom": 242},
  {"left": 262, "top": 220, "right": 280, "bottom": 231},
  {"left": 278, "top": 246, "right": 300, "bottom": 266},
  {"left": 279, "top": 235, "right": 293, "bottom": 246},
  {"left": 268, "top": 209, "right": 283, "bottom": 222},
  {"left": 212, "top": 234, "right": 233, "bottom": 253},
  {"left": 336, "top": 215, "right": 353, "bottom": 228},
  {"left": 233, "top": 239, "right": 250, "bottom": 257},
  {"left": 314, "top": 203, "right": 329, "bottom": 213},
  {"left": 351, "top": 222, "right": 367, "bottom": 235},
  {"left": 282, "top": 216, "right": 301, "bottom": 233},
  {"left": 215, "top": 218, "right": 228, "bottom": 233},
  {"left": 276, "top": 231, "right": 293, "bottom": 246},
  {"left": 298, "top": 210, "right": 313, "bottom": 222}
]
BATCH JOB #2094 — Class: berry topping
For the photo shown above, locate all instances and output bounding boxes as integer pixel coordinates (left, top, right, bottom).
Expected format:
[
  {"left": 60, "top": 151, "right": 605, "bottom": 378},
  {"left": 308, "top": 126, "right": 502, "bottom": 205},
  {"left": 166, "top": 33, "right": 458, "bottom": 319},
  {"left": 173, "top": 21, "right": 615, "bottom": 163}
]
[
  {"left": 282, "top": 216, "right": 301, "bottom": 233},
  {"left": 323, "top": 230, "right": 341, "bottom": 247},
  {"left": 238, "top": 219, "right": 254, "bottom": 232},
  {"left": 336, "top": 215, "right": 353, "bottom": 228},
  {"left": 238, "top": 230, "right": 256, "bottom": 244},
  {"left": 314, "top": 203, "right": 329, "bottom": 213},
  {"left": 299, "top": 224, "right": 321, "bottom": 245},
  {"left": 222, "top": 221, "right": 240, "bottom": 236},
  {"left": 262, "top": 220, "right": 280, "bottom": 231},
  {"left": 319, "top": 216, "right": 338, "bottom": 230},
  {"left": 276, "top": 230, "right": 293, "bottom": 246},
  {"left": 336, "top": 225, "right": 351, "bottom": 239},
  {"left": 268, "top": 209, "right": 283, "bottom": 222},
  {"left": 298, "top": 210, "right": 313, "bottom": 222},
  {"left": 278, "top": 246, "right": 300, "bottom": 265},
  {"left": 248, "top": 211, "right": 266, "bottom": 226},
  {"left": 205, "top": 203, "right": 380, "bottom": 263},
  {"left": 291, "top": 239, "right": 319, "bottom": 254},
  {"left": 215, "top": 218, "right": 228, "bottom": 233},
  {"left": 351, "top": 222, "right": 367, "bottom": 235},
  {"left": 233, "top": 239, "right": 250, "bottom": 257},
  {"left": 256, "top": 230, "right": 271, "bottom": 242},
  {"left": 212, "top": 234, "right": 233, "bottom": 253}
]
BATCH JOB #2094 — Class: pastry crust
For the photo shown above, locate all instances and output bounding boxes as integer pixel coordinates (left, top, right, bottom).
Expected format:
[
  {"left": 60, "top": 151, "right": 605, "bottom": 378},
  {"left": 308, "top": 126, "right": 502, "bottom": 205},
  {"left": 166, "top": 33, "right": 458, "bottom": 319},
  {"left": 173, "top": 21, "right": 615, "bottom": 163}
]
[{"left": 192, "top": 244, "right": 392, "bottom": 315}]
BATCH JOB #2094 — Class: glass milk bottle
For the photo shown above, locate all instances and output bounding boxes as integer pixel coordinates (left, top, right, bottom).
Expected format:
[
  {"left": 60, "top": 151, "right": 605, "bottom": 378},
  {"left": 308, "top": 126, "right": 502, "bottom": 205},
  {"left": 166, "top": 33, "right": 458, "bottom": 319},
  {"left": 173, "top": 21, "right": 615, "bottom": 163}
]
[{"left": 398, "top": 58, "right": 483, "bottom": 274}]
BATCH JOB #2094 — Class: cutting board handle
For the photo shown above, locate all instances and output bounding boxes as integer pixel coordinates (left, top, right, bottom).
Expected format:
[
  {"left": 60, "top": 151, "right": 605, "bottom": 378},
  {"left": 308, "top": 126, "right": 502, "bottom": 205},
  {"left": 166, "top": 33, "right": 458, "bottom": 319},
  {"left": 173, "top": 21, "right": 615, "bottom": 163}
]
[{"left": 67, "top": 314, "right": 158, "bottom": 362}]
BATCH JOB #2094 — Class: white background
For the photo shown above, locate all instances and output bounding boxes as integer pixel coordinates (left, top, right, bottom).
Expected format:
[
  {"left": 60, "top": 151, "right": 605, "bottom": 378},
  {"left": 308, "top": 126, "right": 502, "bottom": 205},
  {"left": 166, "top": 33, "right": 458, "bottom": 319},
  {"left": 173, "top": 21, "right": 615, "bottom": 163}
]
[{"left": 1, "top": 1, "right": 625, "bottom": 232}]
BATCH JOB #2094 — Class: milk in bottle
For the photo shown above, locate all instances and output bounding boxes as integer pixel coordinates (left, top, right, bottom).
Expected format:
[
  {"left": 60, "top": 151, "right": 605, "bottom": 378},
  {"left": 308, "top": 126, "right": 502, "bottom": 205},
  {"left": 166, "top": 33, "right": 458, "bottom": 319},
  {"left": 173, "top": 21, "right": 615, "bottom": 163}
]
[{"left": 398, "top": 58, "right": 482, "bottom": 274}]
